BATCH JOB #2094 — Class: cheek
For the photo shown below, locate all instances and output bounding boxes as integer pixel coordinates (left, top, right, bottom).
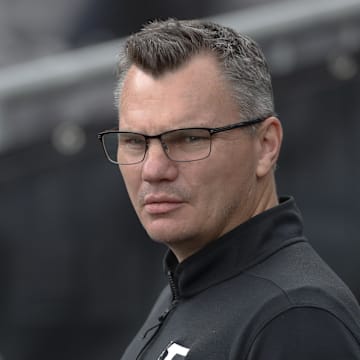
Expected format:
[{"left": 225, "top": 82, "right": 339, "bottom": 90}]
[
  {"left": 120, "top": 167, "right": 141, "bottom": 202},
  {"left": 186, "top": 161, "right": 228, "bottom": 205},
  {"left": 200, "top": 150, "right": 257, "bottom": 200}
]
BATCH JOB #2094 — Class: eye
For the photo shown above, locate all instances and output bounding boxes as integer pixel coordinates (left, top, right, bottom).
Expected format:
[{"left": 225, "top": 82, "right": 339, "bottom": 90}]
[
  {"left": 165, "top": 129, "right": 209, "bottom": 145},
  {"left": 119, "top": 134, "right": 146, "bottom": 149},
  {"left": 184, "top": 135, "right": 206, "bottom": 143},
  {"left": 181, "top": 131, "right": 210, "bottom": 146}
]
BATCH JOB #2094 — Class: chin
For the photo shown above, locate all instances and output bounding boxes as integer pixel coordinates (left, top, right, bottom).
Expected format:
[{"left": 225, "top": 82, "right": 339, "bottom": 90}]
[
  {"left": 144, "top": 216, "right": 176, "bottom": 233},
  {"left": 145, "top": 223, "right": 189, "bottom": 246},
  {"left": 146, "top": 230, "right": 181, "bottom": 245}
]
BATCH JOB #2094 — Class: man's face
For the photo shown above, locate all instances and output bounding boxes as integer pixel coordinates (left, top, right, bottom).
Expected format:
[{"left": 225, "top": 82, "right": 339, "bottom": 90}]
[{"left": 119, "top": 53, "right": 262, "bottom": 261}]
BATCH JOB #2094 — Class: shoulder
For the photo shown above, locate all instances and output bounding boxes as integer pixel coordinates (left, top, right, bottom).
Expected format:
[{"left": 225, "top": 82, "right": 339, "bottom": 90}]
[
  {"left": 238, "top": 241, "right": 360, "bottom": 358},
  {"left": 245, "top": 306, "right": 360, "bottom": 359}
]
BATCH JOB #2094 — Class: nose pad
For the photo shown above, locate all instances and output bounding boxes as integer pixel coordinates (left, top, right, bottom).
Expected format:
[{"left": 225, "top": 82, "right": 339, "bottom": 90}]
[{"left": 161, "top": 141, "right": 170, "bottom": 156}]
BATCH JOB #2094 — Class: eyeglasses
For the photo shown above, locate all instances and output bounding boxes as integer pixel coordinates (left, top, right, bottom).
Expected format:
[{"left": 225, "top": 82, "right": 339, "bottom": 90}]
[{"left": 97, "top": 117, "right": 266, "bottom": 165}]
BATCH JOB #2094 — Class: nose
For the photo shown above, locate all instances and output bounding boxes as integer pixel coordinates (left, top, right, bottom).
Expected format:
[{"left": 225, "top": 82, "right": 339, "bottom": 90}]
[{"left": 141, "top": 139, "right": 178, "bottom": 183}]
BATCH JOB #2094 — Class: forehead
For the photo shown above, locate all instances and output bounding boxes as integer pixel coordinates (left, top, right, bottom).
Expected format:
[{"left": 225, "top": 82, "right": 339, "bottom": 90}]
[{"left": 119, "top": 53, "right": 239, "bottom": 132}]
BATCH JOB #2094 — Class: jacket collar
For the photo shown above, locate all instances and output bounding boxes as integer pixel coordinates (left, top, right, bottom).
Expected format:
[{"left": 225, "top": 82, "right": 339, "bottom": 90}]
[{"left": 164, "top": 196, "right": 306, "bottom": 298}]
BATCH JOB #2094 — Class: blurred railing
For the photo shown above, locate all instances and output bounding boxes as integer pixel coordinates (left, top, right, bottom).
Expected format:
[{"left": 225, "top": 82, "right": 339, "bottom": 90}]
[
  {"left": 0, "top": 0, "right": 360, "bottom": 98},
  {"left": 0, "top": 0, "right": 359, "bottom": 152}
]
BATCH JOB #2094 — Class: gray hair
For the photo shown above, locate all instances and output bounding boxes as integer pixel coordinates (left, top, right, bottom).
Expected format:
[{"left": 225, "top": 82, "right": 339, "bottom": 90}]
[{"left": 115, "top": 18, "right": 274, "bottom": 121}]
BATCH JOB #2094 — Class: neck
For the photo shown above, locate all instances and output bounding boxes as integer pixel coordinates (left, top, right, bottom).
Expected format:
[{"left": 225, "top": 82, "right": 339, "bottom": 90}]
[{"left": 252, "top": 178, "right": 279, "bottom": 218}]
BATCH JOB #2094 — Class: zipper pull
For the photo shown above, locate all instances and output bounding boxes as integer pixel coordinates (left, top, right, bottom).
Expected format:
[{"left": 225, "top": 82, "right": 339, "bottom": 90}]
[
  {"left": 142, "top": 322, "right": 161, "bottom": 339},
  {"left": 137, "top": 297, "right": 180, "bottom": 360},
  {"left": 143, "top": 299, "right": 179, "bottom": 339},
  {"left": 158, "top": 308, "right": 171, "bottom": 323},
  {"left": 158, "top": 299, "right": 178, "bottom": 322}
]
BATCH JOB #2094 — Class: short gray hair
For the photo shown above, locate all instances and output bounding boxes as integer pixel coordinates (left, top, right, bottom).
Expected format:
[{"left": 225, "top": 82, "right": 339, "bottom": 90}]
[{"left": 115, "top": 18, "right": 274, "bottom": 121}]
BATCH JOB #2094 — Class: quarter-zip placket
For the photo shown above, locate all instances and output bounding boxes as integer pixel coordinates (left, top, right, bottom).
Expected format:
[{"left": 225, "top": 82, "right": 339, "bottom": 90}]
[{"left": 136, "top": 270, "right": 180, "bottom": 360}]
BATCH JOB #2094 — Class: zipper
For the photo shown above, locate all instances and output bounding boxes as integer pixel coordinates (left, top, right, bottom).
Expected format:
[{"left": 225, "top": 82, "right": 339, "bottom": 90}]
[
  {"left": 167, "top": 270, "right": 180, "bottom": 301},
  {"left": 136, "top": 271, "right": 179, "bottom": 360}
]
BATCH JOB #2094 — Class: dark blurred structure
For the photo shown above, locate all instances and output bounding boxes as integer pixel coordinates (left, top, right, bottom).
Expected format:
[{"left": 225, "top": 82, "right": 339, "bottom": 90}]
[
  {"left": 68, "top": 0, "right": 270, "bottom": 46},
  {"left": 0, "top": 0, "right": 360, "bottom": 359}
]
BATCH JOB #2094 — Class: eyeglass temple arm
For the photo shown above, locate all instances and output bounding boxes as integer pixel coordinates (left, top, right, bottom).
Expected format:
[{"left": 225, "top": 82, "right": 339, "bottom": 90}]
[{"left": 209, "top": 117, "right": 266, "bottom": 134}]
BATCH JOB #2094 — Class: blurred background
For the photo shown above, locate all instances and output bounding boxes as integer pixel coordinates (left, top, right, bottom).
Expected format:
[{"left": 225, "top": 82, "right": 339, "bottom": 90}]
[{"left": 0, "top": 0, "right": 359, "bottom": 359}]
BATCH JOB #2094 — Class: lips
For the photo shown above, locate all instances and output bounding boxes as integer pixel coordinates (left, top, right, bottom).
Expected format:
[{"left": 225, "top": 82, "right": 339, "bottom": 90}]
[{"left": 143, "top": 195, "right": 184, "bottom": 215}]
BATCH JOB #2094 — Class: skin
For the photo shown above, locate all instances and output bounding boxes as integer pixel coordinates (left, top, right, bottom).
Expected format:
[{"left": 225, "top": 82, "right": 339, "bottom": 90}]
[{"left": 119, "top": 53, "right": 283, "bottom": 262}]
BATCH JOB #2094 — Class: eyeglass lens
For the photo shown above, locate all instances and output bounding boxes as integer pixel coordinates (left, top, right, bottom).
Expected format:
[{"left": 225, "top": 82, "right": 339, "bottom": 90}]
[{"left": 102, "top": 129, "right": 212, "bottom": 164}]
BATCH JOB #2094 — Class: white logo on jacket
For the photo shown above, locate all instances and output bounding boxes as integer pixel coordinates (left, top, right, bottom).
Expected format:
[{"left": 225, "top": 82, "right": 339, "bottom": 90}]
[{"left": 158, "top": 342, "right": 190, "bottom": 360}]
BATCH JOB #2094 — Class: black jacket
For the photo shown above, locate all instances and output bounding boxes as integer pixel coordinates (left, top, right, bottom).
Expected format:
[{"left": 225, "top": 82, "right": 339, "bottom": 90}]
[{"left": 121, "top": 197, "right": 360, "bottom": 359}]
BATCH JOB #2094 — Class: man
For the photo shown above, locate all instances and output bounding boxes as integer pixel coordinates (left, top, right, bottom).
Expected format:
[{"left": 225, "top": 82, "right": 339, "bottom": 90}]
[{"left": 98, "top": 19, "right": 360, "bottom": 359}]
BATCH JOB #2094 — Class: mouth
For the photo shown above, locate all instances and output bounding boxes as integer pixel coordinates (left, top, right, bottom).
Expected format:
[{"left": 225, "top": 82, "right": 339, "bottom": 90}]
[{"left": 143, "top": 195, "right": 184, "bottom": 215}]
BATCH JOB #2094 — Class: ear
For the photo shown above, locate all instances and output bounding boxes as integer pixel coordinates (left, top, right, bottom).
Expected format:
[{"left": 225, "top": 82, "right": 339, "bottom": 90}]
[{"left": 256, "top": 116, "right": 283, "bottom": 178}]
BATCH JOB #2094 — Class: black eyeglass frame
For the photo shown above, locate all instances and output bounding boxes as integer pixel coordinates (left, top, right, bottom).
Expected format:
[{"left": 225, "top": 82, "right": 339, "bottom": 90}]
[{"left": 97, "top": 117, "right": 267, "bottom": 165}]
